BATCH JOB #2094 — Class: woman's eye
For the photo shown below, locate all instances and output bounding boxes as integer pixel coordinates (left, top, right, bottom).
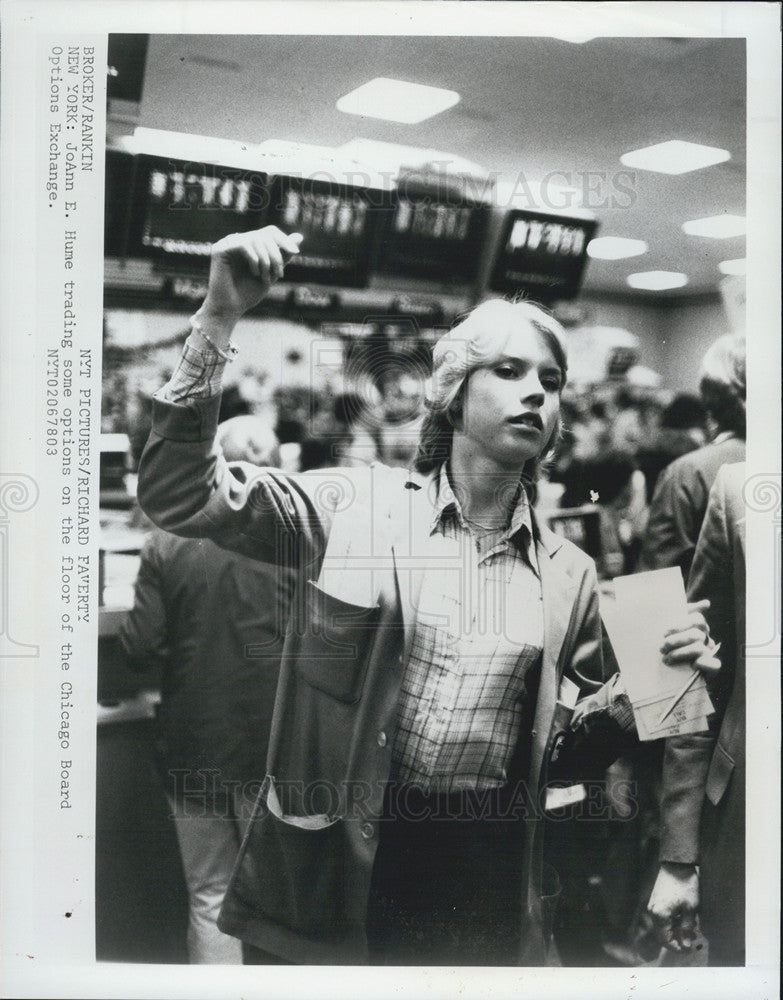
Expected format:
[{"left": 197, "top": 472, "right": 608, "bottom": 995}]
[
  {"left": 496, "top": 366, "right": 517, "bottom": 378},
  {"left": 542, "top": 376, "right": 561, "bottom": 390}
]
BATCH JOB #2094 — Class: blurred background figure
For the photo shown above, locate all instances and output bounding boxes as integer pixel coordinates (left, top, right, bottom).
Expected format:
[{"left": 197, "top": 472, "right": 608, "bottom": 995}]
[
  {"left": 377, "top": 367, "right": 426, "bottom": 469},
  {"left": 119, "top": 416, "right": 296, "bottom": 964},
  {"left": 636, "top": 394, "right": 708, "bottom": 503},
  {"left": 331, "top": 391, "right": 382, "bottom": 467},
  {"left": 639, "top": 334, "right": 746, "bottom": 576},
  {"left": 558, "top": 449, "right": 648, "bottom": 577},
  {"left": 299, "top": 391, "right": 381, "bottom": 470},
  {"left": 650, "top": 462, "right": 747, "bottom": 965}
]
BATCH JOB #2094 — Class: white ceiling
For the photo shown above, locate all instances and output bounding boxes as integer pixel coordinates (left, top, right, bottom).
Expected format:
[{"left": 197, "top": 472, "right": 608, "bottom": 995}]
[{"left": 132, "top": 33, "right": 746, "bottom": 297}]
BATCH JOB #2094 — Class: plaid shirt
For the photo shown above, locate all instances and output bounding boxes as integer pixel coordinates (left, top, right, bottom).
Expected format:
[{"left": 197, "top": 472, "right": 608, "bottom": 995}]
[
  {"left": 164, "top": 335, "right": 228, "bottom": 400},
  {"left": 391, "top": 465, "right": 544, "bottom": 794}
]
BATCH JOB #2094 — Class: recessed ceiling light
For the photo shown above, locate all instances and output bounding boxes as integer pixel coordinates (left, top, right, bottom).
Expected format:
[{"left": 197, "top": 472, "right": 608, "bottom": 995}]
[
  {"left": 620, "top": 140, "right": 731, "bottom": 175},
  {"left": 549, "top": 32, "right": 598, "bottom": 43},
  {"left": 587, "top": 237, "right": 648, "bottom": 260},
  {"left": 627, "top": 271, "right": 688, "bottom": 291},
  {"left": 336, "top": 78, "right": 460, "bottom": 125},
  {"left": 682, "top": 214, "right": 746, "bottom": 238},
  {"left": 719, "top": 258, "right": 746, "bottom": 276}
]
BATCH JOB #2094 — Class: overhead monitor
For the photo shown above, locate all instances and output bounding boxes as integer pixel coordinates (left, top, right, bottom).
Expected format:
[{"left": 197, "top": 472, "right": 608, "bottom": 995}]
[
  {"left": 376, "top": 182, "right": 491, "bottom": 285},
  {"left": 128, "top": 154, "right": 270, "bottom": 269},
  {"left": 489, "top": 210, "right": 598, "bottom": 300},
  {"left": 265, "top": 175, "right": 388, "bottom": 288}
]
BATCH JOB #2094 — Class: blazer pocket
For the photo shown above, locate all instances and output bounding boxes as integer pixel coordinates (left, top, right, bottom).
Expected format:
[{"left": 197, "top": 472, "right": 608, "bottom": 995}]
[
  {"left": 705, "top": 740, "right": 735, "bottom": 806},
  {"left": 225, "top": 778, "right": 348, "bottom": 941},
  {"left": 295, "top": 580, "right": 380, "bottom": 703}
]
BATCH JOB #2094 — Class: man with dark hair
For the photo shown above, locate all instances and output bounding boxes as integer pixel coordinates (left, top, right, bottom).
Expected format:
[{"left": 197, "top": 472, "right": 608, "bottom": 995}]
[
  {"left": 639, "top": 334, "right": 746, "bottom": 577},
  {"left": 636, "top": 394, "right": 707, "bottom": 503}
]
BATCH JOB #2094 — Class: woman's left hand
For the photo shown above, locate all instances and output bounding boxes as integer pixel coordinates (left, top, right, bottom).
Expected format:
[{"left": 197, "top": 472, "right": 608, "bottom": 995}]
[{"left": 660, "top": 598, "right": 721, "bottom": 676}]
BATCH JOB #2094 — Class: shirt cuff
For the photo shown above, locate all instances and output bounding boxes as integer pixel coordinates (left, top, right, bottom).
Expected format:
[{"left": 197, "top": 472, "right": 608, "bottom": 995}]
[{"left": 163, "top": 337, "right": 228, "bottom": 401}]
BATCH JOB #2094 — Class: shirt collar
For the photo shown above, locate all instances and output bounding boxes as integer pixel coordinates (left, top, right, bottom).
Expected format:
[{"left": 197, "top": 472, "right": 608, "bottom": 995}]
[{"left": 430, "top": 462, "right": 535, "bottom": 547}]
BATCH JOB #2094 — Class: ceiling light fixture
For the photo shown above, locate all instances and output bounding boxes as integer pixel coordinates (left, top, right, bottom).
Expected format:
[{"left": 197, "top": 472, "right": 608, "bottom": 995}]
[
  {"left": 627, "top": 271, "right": 688, "bottom": 291},
  {"left": 336, "top": 78, "right": 460, "bottom": 125},
  {"left": 587, "top": 237, "right": 648, "bottom": 260},
  {"left": 682, "top": 214, "right": 746, "bottom": 238},
  {"left": 124, "top": 127, "right": 253, "bottom": 166},
  {"left": 620, "top": 140, "right": 731, "bottom": 175},
  {"left": 718, "top": 258, "right": 747, "bottom": 276}
]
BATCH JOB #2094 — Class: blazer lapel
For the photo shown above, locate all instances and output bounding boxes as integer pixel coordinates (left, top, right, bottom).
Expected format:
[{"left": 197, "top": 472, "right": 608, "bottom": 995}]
[
  {"left": 529, "top": 525, "right": 580, "bottom": 788},
  {"left": 389, "top": 469, "right": 442, "bottom": 666}
]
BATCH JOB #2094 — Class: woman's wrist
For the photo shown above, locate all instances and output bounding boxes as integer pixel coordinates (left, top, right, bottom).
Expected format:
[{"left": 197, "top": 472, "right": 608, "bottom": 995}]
[{"left": 190, "top": 305, "right": 240, "bottom": 349}]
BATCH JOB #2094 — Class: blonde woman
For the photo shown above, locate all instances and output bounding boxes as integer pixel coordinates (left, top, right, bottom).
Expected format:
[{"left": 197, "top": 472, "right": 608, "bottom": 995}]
[{"left": 138, "top": 226, "right": 716, "bottom": 966}]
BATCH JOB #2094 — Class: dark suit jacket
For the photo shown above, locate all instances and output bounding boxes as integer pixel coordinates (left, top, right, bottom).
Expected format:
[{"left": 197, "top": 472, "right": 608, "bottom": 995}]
[
  {"left": 119, "top": 529, "right": 296, "bottom": 793},
  {"left": 658, "top": 462, "right": 746, "bottom": 964},
  {"left": 639, "top": 434, "right": 745, "bottom": 578}
]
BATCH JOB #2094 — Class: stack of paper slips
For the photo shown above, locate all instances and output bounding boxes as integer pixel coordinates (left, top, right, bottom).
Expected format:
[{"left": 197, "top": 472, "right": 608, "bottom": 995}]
[{"left": 600, "top": 568, "right": 714, "bottom": 741}]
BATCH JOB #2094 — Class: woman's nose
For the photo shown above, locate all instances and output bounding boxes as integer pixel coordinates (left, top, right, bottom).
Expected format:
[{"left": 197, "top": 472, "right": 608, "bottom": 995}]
[{"left": 519, "top": 374, "right": 545, "bottom": 405}]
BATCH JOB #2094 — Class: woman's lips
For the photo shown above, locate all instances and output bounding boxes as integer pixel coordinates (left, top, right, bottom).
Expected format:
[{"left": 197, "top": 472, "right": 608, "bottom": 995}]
[{"left": 508, "top": 413, "right": 544, "bottom": 431}]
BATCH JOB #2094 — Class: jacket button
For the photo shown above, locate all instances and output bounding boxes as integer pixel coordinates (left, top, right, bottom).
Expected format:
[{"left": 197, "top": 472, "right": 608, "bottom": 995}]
[
  {"left": 360, "top": 822, "right": 374, "bottom": 839},
  {"left": 377, "top": 731, "right": 387, "bottom": 747}
]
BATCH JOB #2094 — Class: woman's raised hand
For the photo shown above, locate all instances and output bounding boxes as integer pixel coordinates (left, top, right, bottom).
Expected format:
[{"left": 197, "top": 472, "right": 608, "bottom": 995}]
[{"left": 199, "top": 226, "right": 303, "bottom": 324}]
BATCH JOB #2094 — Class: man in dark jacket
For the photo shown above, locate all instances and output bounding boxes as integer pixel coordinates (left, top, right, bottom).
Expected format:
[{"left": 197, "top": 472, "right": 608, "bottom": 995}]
[
  {"left": 648, "top": 463, "right": 746, "bottom": 965},
  {"left": 639, "top": 334, "right": 746, "bottom": 578}
]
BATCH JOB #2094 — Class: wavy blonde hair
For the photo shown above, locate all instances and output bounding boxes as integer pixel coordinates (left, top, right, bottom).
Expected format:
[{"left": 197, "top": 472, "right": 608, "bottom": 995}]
[{"left": 413, "top": 299, "right": 568, "bottom": 498}]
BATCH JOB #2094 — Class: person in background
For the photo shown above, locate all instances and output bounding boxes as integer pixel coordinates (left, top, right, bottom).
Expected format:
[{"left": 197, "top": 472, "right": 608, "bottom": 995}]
[
  {"left": 639, "top": 334, "right": 746, "bottom": 577},
  {"left": 636, "top": 393, "right": 707, "bottom": 503},
  {"left": 298, "top": 392, "right": 380, "bottom": 471},
  {"left": 559, "top": 450, "right": 647, "bottom": 578},
  {"left": 119, "top": 416, "right": 297, "bottom": 964},
  {"left": 331, "top": 391, "right": 381, "bottom": 467},
  {"left": 377, "top": 367, "right": 426, "bottom": 469},
  {"left": 136, "top": 225, "right": 717, "bottom": 967},
  {"left": 648, "top": 462, "right": 746, "bottom": 965}
]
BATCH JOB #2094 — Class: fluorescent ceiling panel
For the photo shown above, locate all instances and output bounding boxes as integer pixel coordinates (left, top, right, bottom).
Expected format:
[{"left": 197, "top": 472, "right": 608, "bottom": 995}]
[
  {"left": 719, "top": 258, "right": 746, "bottom": 275},
  {"left": 336, "top": 78, "right": 460, "bottom": 124},
  {"left": 587, "top": 237, "right": 648, "bottom": 260},
  {"left": 682, "top": 214, "right": 746, "bottom": 238},
  {"left": 621, "top": 140, "right": 730, "bottom": 175},
  {"left": 627, "top": 271, "right": 688, "bottom": 291}
]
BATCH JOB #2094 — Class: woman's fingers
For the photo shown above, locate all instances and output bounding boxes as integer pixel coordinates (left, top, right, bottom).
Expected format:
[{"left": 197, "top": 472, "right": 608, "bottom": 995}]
[
  {"left": 663, "top": 640, "right": 709, "bottom": 665},
  {"left": 265, "top": 238, "right": 285, "bottom": 282},
  {"left": 241, "top": 242, "right": 261, "bottom": 278},
  {"left": 661, "top": 625, "right": 706, "bottom": 655},
  {"left": 664, "top": 614, "right": 708, "bottom": 640}
]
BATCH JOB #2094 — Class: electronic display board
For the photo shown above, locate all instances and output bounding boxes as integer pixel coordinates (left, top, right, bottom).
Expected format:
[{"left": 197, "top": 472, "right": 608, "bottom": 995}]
[
  {"left": 104, "top": 148, "right": 137, "bottom": 257},
  {"left": 128, "top": 155, "right": 270, "bottom": 270},
  {"left": 489, "top": 210, "right": 598, "bottom": 300},
  {"left": 376, "top": 183, "right": 490, "bottom": 285},
  {"left": 265, "top": 176, "right": 388, "bottom": 288}
]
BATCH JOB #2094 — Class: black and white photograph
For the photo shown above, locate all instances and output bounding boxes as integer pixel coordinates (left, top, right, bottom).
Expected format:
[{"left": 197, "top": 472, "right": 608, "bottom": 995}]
[{"left": 0, "top": 3, "right": 780, "bottom": 999}]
